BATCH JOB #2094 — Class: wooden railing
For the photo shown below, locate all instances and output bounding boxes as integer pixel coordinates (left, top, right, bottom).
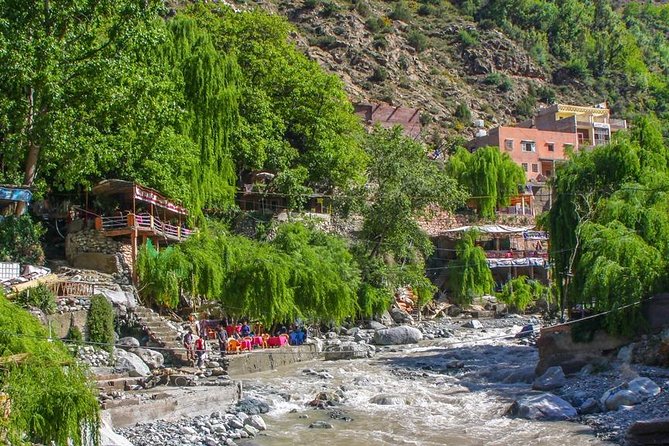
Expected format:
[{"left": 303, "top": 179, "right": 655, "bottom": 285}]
[
  {"left": 95, "top": 213, "right": 193, "bottom": 241},
  {"left": 47, "top": 281, "right": 96, "bottom": 297},
  {"left": 485, "top": 250, "right": 548, "bottom": 259}
]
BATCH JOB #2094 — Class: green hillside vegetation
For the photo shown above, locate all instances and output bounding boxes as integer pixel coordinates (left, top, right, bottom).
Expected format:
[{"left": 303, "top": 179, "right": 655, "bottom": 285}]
[{"left": 0, "top": 294, "right": 99, "bottom": 445}]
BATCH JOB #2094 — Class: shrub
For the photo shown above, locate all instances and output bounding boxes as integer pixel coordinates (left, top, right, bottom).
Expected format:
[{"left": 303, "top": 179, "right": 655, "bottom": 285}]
[
  {"left": 321, "top": 0, "right": 340, "bottom": 16},
  {"left": 0, "top": 215, "right": 45, "bottom": 264},
  {"left": 515, "top": 94, "right": 537, "bottom": 119},
  {"left": 67, "top": 325, "right": 84, "bottom": 345},
  {"left": 537, "top": 85, "right": 556, "bottom": 104},
  {"left": 303, "top": 0, "right": 320, "bottom": 9},
  {"left": 87, "top": 295, "right": 115, "bottom": 353},
  {"left": 16, "top": 283, "right": 56, "bottom": 314},
  {"left": 370, "top": 66, "right": 388, "bottom": 82},
  {"left": 373, "top": 34, "right": 388, "bottom": 49},
  {"left": 483, "top": 72, "right": 502, "bottom": 85},
  {"left": 353, "top": 0, "right": 371, "bottom": 16},
  {"left": 365, "top": 16, "right": 385, "bottom": 33},
  {"left": 498, "top": 76, "right": 513, "bottom": 92},
  {"left": 310, "top": 35, "right": 338, "bottom": 49},
  {"left": 458, "top": 29, "right": 479, "bottom": 47},
  {"left": 418, "top": 4, "right": 436, "bottom": 16},
  {"left": 389, "top": 1, "right": 411, "bottom": 22},
  {"left": 454, "top": 102, "right": 471, "bottom": 123},
  {"left": 498, "top": 276, "right": 546, "bottom": 313},
  {"left": 407, "top": 30, "right": 428, "bottom": 52}
]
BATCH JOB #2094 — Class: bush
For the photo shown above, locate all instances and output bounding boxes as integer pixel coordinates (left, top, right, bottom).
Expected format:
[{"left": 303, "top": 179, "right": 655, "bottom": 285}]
[
  {"left": 370, "top": 66, "right": 388, "bottom": 82},
  {"left": 515, "top": 94, "right": 537, "bottom": 119},
  {"left": 66, "top": 325, "right": 84, "bottom": 346},
  {"left": 537, "top": 85, "right": 556, "bottom": 104},
  {"left": 310, "top": 34, "right": 338, "bottom": 49},
  {"left": 16, "top": 283, "right": 56, "bottom": 314},
  {"left": 483, "top": 72, "right": 503, "bottom": 85},
  {"left": 365, "top": 16, "right": 386, "bottom": 33},
  {"left": 372, "top": 34, "right": 388, "bottom": 49},
  {"left": 87, "top": 295, "right": 115, "bottom": 353},
  {"left": 303, "top": 0, "right": 320, "bottom": 9},
  {"left": 389, "top": 1, "right": 411, "bottom": 22},
  {"left": 498, "top": 76, "right": 513, "bottom": 92},
  {"left": 353, "top": 0, "right": 371, "bottom": 16},
  {"left": 321, "top": 0, "right": 340, "bottom": 16},
  {"left": 458, "top": 29, "right": 479, "bottom": 47},
  {"left": 407, "top": 30, "right": 428, "bottom": 52},
  {"left": 498, "top": 276, "right": 548, "bottom": 313},
  {"left": 0, "top": 215, "right": 45, "bottom": 264},
  {"left": 454, "top": 102, "right": 471, "bottom": 123},
  {"left": 418, "top": 4, "right": 437, "bottom": 16}
]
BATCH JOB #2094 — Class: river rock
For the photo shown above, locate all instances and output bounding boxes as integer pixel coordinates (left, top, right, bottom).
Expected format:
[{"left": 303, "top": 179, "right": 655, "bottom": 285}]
[
  {"left": 626, "top": 417, "right": 669, "bottom": 446},
  {"left": 372, "top": 326, "right": 423, "bottom": 345},
  {"left": 463, "top": 319, "right": 483, "bottom": 329},
  {"left": 532, "top": 366, "right": 566, "bottom": 391},
  {"left": 235, "top": 398, "right": 269, "bottom": 415},
  {"left": 324, "top": 341, "right": 372, "bottom": 360},
  {"left": 132, "top": 348, "right": 164, "bottom": 370},
  {"left": 378, "top": 310, "right": 394, "bottom": 326},
  {"left": 367, "top": 321, "right": 386, "bottom": 330},
  {"left": 309, "top": 421, "right": 333, "bottom": 429},
  {"left": 628, "top": 377, "right": 661, "bottom": 400},
  {"left": 390, "top": 307, "right": 414, "bottom": 324},
  {"left": 114, "top": 349, "right": 150, "bottom": 377},
  {"left": 578, "top": 398, "right": 601, "bottom": 415},
  {"left": 600, "top": 378, "right": 660, "bottom": 411},
  {"left": 244, "top": 415, "right": 267, "bottom": 431},
  {"left": 369, "top": 394, "right": 406, "bottom": 405},
  {"left": 507, "top": 393, "right": 577, "bottom": 421},
  {"left": 118, "top": 337, "right": 140, "bottom": 348}
]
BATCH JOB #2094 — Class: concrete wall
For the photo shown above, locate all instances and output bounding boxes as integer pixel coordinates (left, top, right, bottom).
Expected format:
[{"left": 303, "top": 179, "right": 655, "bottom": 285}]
[
  {"left": 44, "top": 309, "right": 88, "bottom": 338},
  {"left": 226, "top": 344, "right": 322, "bottom": 377}
]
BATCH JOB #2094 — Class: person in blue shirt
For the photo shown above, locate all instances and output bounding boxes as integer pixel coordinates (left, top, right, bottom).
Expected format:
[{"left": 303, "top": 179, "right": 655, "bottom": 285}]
[{"left": 240, "top": 321, "right": 251, "bottom": 337}]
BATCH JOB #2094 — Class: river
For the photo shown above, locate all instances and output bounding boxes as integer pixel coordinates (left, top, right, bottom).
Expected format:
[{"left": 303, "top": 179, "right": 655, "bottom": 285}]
[{"left": 237, "top": 327, "right": 610, "bottom": 446}]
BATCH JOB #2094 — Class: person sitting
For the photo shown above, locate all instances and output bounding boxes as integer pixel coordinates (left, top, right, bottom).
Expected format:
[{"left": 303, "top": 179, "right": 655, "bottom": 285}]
[{"left": 240, "top": 321, "right": 251, "bottom": 337}]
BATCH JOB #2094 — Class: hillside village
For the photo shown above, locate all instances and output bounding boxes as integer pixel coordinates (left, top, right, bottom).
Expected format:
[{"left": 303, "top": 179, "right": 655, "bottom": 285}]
[{"left": 1, "top": 1, "right": 669, "bottom": 446}]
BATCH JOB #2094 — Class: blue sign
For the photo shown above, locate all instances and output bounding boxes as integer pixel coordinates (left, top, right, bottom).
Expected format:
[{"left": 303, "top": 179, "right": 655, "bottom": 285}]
[{"left": 0, "top": 186, "right": 32, "bottom": 203}]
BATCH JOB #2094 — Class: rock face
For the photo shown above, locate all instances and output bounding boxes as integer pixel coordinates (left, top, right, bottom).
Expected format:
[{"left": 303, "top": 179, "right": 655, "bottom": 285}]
[
  {"left": 508, "top": 393, "right": 577, "bottom": 421},
  {"left": 600, "top": 377, "right": 661, "bottom": 411},
  {"left": 324, "top": 341, "right": 374, "bottom": 360},
  {"left": 372, "top": 326, "right": 423, "bottom": 345},
  {"left": 114, "top": 349, "right": 151, "bottom": 377},
  {"left": 532, "top": 366, "right": 566, "bottom": 391},
  {"left": 626, "top": 417, "right": 669, "bottom": 446},
  {"left": 389, "top": 307, "right": 414, "bottom": 325},
  {"left": 132, "top": 348, "right": 164, "bottom": 370},
  {"left": 235, "top": 398, "right": 270, "bottom": 415}
]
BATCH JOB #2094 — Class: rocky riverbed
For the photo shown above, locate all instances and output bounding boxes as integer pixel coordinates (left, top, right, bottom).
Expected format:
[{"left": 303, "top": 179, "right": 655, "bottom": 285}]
[{"left": 109, "top": 316, "right": 668, "bottom": 445}]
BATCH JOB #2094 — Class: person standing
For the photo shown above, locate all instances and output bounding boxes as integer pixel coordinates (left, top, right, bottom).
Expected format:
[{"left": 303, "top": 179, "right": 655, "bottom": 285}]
[
  {"left": 195, "top": 335, "right": 207, "bottom": 368},
  {"left": 183, "top": 328, "right": 195, "bottom": 365},
  {"left": 216, "top": 325, "right": 228, "bottom": 358}
]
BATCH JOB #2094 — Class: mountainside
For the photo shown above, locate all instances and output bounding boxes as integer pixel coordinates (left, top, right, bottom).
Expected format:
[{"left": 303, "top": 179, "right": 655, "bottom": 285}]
[{"left": 228, "top": 0, "right": 669, "bottom": 142}]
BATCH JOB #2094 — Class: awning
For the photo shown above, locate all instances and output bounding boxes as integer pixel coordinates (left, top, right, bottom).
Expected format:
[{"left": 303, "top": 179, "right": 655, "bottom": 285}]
[
  {"left": 0, "top": 185, "right": 32, "bottom": 204},
  {"left": 487, "top": 258, "right": 547, "bottom": 268},
  {"left": 92, "top": 179, "right": 187, "bottom": 215},
  {"left": 445, "top": 225, "right": 535, "bottom": 235}
]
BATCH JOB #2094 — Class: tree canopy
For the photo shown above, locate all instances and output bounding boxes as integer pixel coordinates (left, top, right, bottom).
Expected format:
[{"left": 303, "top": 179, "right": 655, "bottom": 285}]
[{"left": 447, "top": 230, "right": 495, "bottom": 306}]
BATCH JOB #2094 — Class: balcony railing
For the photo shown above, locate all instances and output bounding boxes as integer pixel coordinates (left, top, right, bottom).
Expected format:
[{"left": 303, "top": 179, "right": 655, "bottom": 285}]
[
  {"left": 485, "top": 250, "right": 548, "bottom": 259},
  {"left": 96, "top": 213, "right": 193, "bottom": 241}
]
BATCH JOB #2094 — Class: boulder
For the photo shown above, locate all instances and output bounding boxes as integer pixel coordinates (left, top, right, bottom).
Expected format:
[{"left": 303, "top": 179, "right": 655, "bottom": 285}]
[
  {"left": 235, "top": 398, "right": 269, "bottom": 415},
  {"left": 367, "top": 321, "right": 386, "bottom": 331},
  {"left": 114, "top": 349, "right": 150, "bottom": 377},
  {"left": 390, "top": 307, "right": 414, "bottom": 324},
  {"left": 324, "top": 341, "right": 373, "bottom": 360},
  {"left": 507, "top": 393, "right": 577, "bottom": 421},
  {"left": 378, "top": 310, "right": 394, "bottom": 327},
  {"left": 369, "top": 394, "right": 406, "bottom": 405},
  {"left": 131, "top": 348, "right": 164, "bottom": 370},
  {"left": 372, "top": 326, "right": 423, "bottom": 345},
  {"left": 532, "top": 366, "right": 566, "bottom": 391},
  {"left": 463, "top": 319, "right": 483, "bottom": 329},
  {"left": 515, "top": 324, "right": 537, "bottom": 338},
  {"left": 118, "top": 337, "right": 140, "bottom": 348},
  {"left": 244, "top": 415, "right": 267, "bottom": 431},
  {"left": 626, "top": 417, "right": 669, "bottom": 446},
  {"left": 600, "top": 378, "right": 660, "bottom": 411},
  {"left": 309, "top": 421, "right": 333, "bottom": 429},
  {"left": 578, "top": 398, "right": 600, "bottom": 415}
]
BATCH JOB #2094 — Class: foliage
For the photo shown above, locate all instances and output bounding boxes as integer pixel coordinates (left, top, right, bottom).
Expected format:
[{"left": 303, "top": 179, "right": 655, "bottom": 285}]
[
  {"left": 448, "top": 231, "right": 494, "bottom": 305},
  {"left": 407, "top": 30, "right": 428, "bottom": 52},
  {"left": 0, "top": 293, "right": 99, "bottom": 445},
  {"left": 87, "top": 295, "right": 115, "bottom": 353},
  {"left": 446, "top": 147, "right": 525, "bottom": 219},
  {"left": 454, "top": 102, "right": 472, "bottom": 123},
  {"left": 389, "top": 1, "right": 412, "bottom": 22},
  {"left": 458, "top": 29, "right": 479, "bottom": 47},
  {"left": 67, "top": 325, "right": 84, "bottom": 345},
  {"left": 498, "top": 276, "right": 547, "bottom": 313},
  {"left": 0, "top": 216, "right": 45, "bottom": 264},
  {"left": 15, "top": 284, "right": 56, "bottom": 315}
]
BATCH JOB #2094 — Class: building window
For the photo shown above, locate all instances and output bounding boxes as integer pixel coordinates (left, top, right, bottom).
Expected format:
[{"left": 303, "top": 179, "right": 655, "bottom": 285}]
[
  {"left": 504, "top": 139, "right": 514, "bottom": 151},
  {"left": 547, "top": 142, "right": 555, "bottom": 152},
  {"left": 521, "top": 140, "right": 536, "bottom": 152},
  {"left": 594, "top": 127, "right": 610, "bottom": 146},
  {"left": 532, "top": 164, "right": 538, "bottom": 173},
  {"left": 522, "top": 163, "right": 528, "bottom": 172}
]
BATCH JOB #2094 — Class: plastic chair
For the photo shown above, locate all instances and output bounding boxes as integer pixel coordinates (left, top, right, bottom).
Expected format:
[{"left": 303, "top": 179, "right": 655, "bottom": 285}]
[
  {"left": 279, "top": 333, "right": 289, "bottom": 346},
  {"left": 241, "top": 337, "right": 253, "bottom": 351},
  {"left": 227, "top": 339, "right": 241, "bottom": 354}
]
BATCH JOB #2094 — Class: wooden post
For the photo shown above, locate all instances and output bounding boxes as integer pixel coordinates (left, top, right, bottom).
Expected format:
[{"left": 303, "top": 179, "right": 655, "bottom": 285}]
[
  {"left": 521, "top": 195, "right": 526, "bottom": 215},
  {"left": 131, "top": 228, "right": 138, "bottom": 285}
]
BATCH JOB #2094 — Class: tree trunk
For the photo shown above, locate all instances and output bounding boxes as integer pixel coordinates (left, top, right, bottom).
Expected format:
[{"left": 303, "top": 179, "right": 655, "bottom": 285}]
[{"left": 15, "top": 87, "right": 39, "bottom": 216}]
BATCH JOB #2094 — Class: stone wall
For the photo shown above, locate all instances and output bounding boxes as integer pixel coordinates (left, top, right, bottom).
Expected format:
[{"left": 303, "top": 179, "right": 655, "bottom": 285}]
[
  {"left": 65, "top": 229, "right": 132, "bottom": 278},
  {"left": 44, "top": 309, "right": 89, "bottom": 338},
  {"left": 226, "top": 344, "right": 322, "bottom": 377}
]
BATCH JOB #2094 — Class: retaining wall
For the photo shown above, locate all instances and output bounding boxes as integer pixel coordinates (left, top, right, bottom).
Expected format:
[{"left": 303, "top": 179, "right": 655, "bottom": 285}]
[{"left": 226, "top": 344, "right": 322, "bottom": 377}]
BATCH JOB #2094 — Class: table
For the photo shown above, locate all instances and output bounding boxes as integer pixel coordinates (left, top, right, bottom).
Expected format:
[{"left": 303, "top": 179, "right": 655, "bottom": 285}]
[
  {"left": 252, "top": 336, "right": 264, "bottom": 348},
  {"left": 267, "top": 336, "right": 288, "bottom": 348}
]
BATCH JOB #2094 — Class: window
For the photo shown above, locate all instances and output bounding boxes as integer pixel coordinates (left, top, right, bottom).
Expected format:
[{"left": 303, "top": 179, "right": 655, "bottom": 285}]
[
  {"left": 521, "top": 140, "right": 536, "bottom": 152},
  {"left": 547, "top": 142, "right": 555, "bottom": 152},
  {"left": 504, "top": 139, "right": 514, "bottom": 151},
  {"left": 522, "top": 163, "right": 528, "bottom": 172},
  {"left": 594, "top": 128, "right": 610, "bottom": 146},
  {"left": 532, "top": 164, "right": 538, "bottom": 173}
]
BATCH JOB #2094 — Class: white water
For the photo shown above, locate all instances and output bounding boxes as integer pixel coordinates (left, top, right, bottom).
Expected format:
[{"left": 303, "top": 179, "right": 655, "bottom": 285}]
[{"left": 238, "top": 329, "right": 611, "bottom": 446}]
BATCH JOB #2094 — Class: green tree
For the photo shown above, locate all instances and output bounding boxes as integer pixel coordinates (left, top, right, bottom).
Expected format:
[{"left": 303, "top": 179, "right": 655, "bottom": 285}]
[
  {"left": 448, "top": 231, "right": 494, "bottom": 305},
  {"left": 87, "top": 295, "right": 115, "bottom": 353},
  {"left": 498, "top": 276, "right": 546, "bottom": 313},
  {"left": 0, "top": 215, "right": 45, "bottom": 264}
]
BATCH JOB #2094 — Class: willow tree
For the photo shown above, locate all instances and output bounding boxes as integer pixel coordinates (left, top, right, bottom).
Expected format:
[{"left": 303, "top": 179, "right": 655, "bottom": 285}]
[
  {"left": 162, "top": 16, "right": 241, "bottom": 215},
  {"left": 448, "top": 231, "right": 494, "bottom": 306},
  {"left": 447, "top": 147, "right": 525, "bottom": 220},
  {"left": 0, "top": 294, "right": 99, "bottom": 445}
]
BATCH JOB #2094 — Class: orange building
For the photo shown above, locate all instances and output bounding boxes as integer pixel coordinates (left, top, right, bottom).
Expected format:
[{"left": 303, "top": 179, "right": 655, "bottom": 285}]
[{"left": 469, "top": 126, "right": 578, "bottom": 182}]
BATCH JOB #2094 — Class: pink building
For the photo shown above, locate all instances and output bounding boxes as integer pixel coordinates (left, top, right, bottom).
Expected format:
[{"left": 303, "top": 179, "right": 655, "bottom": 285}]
[
  {"left": 354, "top": 103, "right": 421, "bottom": 139},
  {"left": 469, "top": 126, "right": 578, "bottom": 182}
]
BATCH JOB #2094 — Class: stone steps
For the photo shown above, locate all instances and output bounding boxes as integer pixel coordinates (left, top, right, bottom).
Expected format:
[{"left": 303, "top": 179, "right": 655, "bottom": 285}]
[
  {"left": 133, "top": 306, "right": 189, "bottom": 366},
  {"left": 96, "top": 376, "right": 144, "bottom": 392}
]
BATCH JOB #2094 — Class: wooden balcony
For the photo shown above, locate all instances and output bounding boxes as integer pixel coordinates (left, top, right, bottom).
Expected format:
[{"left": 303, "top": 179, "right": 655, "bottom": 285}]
[
  {"left": 485, "top": 250, "right": 548, "bottom": 259},
  {"left": 94, "top": 213, "right": 193, "bottom": 242}
]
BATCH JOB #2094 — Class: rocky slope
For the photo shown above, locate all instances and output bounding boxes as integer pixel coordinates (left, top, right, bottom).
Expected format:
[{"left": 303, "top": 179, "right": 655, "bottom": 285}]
[{"left": 229, "top": 0, "right": 606, "bottom": 140}]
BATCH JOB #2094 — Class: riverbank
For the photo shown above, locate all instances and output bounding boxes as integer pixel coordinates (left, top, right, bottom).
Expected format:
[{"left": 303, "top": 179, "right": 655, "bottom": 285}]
[{"left": 111, "top": 317, "right": 668, "bottom": 445}]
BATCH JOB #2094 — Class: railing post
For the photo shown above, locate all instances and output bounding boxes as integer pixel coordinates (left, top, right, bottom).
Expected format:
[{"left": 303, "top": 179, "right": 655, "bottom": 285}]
[
  {"left": 178, "top": 226, "right": 181, "bottom": 240},
  {"left": 94, "top": 216, "right": 102, "bottom": 230},
  {"left": 128, "top": 213, "right": 135, "bottom": 227}
]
